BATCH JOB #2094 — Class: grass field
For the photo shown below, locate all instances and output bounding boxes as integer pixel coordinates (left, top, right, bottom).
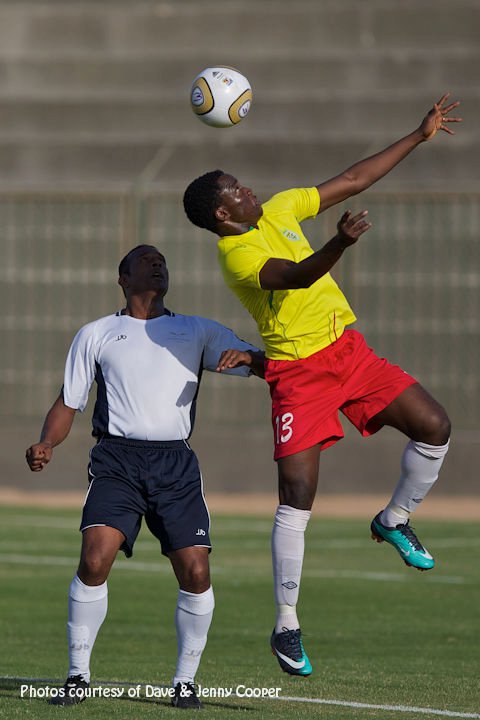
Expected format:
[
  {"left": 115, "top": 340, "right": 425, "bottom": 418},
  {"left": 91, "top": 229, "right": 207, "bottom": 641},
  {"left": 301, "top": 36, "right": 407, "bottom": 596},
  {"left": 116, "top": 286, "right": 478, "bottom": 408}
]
[{"left": 0, "top": 504, "right": 479, "bottom": 719}]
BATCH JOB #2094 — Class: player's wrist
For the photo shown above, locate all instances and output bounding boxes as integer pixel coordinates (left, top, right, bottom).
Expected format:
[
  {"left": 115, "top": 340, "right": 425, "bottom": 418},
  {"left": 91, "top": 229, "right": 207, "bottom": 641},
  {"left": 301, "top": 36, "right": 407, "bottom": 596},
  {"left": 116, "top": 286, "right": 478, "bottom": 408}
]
[
  {"left": 40, "top": 439, "right": 54, "bottom": 449},
  {"left": 412, "top": 127, "right": 428, "bottom": 144},
  {"left": 330, "top": 233, "right": 350, "bottom": 251}
]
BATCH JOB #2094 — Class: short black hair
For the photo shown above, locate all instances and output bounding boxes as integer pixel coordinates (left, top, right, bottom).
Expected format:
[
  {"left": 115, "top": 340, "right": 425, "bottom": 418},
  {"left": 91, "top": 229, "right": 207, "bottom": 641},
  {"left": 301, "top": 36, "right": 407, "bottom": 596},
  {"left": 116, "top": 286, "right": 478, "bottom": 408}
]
[
  {"left": 183, "top": 169, "right": 224, "bottom": 234},
  {"left": 118, "top": 245, "right": 157, "bottom": 276}
]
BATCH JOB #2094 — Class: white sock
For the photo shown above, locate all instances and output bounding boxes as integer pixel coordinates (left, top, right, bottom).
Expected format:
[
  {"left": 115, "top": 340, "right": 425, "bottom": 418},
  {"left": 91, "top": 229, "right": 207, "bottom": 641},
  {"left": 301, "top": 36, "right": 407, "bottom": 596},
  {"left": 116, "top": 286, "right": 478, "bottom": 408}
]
[
  {"left": 272, "top": 505, "right": 311, "bottom": 634},
  {"left": 381, "top": 439, "right": 450, "bottom": 527},
  {"left": 67, "top": 575, "right": 108, "bottom": 683},
  {"left": 173, "top": 586, "right": 214, "bottom": 686}
]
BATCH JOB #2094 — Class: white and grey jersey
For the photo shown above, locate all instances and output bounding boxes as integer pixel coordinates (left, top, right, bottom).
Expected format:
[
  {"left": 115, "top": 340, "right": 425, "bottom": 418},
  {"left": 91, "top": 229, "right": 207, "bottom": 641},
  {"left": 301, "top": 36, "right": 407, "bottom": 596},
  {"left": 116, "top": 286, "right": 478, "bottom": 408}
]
[{"left": 62, "top": 310, "right": 259, "bottom": 441}]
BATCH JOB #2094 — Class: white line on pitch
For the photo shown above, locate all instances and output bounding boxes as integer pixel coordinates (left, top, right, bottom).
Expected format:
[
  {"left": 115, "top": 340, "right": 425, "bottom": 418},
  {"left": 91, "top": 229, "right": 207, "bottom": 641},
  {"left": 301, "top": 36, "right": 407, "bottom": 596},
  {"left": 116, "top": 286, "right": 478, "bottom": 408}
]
[
  {"left": 0, "top": 553, "right": 470, "bottom": 584},
  {"left": 279, "top": 695, "right": 480, "bottom": 718},
  {"left": 1, "top": 516, "right": 479, "bottom": 551},
  {"left": 302, "top": 569, "right": 468, "bottom": 585}
]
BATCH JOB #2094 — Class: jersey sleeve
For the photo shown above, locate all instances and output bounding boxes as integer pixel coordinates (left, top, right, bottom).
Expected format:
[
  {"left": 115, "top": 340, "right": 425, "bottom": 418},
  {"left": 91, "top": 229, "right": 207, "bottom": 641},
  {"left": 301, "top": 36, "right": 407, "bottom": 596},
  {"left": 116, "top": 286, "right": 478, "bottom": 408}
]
[
  {"left": 219, "top": 243, "right": 270, "bottom": 289},
  {"left": 201, "top": 319, "right": 260, "bottom": 376},
  {"left": 62, "top": 322, "right": 98, "bottom": 411},
  {"left": 263, "top": 187, "right": 320, "bottom": 221}
]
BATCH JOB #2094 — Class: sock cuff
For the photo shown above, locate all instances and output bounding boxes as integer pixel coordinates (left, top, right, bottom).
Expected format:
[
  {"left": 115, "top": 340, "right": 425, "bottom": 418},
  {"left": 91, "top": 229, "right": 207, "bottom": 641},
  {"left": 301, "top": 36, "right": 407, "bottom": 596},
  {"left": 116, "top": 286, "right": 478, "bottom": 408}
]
[
  {"left": 177, "top": 586, "right": 215, "bottom": 615},
  {"left": 411, "top": 438, "right": 450, "bottom": 460},
  {"left": 69, "top": 574, "right": 108, "bottom": 603},
  {"left": 274, "top": 504, "right": 311, "bottom": 532}
]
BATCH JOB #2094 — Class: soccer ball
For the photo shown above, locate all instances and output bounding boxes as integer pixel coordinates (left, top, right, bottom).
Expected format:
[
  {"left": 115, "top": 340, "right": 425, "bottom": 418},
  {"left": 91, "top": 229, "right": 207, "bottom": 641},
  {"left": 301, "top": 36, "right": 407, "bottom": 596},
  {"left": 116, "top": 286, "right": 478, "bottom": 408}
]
[{"left": 190, "top": 67, "right": 252, "bottom": 128}]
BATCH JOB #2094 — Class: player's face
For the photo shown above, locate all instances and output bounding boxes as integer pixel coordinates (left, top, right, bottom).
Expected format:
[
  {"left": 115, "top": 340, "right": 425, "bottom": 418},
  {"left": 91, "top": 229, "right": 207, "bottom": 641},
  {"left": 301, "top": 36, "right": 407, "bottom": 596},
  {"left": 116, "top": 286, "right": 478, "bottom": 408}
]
[
  {"left": 123, "top": 246, "right": 169, "bottom": 295},
  {"left": 217, "top": 174, "right": 263, "bottom": 225}
]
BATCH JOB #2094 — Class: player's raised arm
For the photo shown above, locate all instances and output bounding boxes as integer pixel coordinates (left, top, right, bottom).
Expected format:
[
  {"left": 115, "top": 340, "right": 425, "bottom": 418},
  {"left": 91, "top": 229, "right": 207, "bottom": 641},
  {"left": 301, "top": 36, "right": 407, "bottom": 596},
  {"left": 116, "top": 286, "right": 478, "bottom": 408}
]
[
  {"left": 259, "top": 209, "right": 371, "bottom": 291},
  {"left": 25, "top": 393, "right": 76, "bottom": 472},
  {"left": 316, "top": 93, "right": 462, "bottom": 213}
]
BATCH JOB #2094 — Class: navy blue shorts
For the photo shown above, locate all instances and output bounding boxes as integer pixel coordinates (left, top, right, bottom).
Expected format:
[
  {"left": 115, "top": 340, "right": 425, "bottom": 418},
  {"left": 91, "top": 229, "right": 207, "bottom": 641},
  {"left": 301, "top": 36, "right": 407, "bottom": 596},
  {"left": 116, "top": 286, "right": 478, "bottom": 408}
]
[{"left": 81, "top": 437, "right": 211, "bottom": 558}]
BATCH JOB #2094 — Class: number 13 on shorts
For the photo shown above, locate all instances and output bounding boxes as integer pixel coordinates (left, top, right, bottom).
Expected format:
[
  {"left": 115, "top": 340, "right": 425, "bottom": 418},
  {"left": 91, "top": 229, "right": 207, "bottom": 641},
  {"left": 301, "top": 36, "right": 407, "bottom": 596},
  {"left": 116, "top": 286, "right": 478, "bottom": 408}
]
[{"left": 275, "top": 412, "right": 294, "bottom": 444}]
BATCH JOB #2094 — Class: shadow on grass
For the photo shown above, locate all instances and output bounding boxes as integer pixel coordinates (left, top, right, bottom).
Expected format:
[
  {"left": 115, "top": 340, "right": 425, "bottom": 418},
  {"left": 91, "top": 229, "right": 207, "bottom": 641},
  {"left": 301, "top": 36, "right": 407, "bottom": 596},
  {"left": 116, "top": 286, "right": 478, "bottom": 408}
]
[{"left": 118, "top": 694, "right": 256, "bottom": 712}]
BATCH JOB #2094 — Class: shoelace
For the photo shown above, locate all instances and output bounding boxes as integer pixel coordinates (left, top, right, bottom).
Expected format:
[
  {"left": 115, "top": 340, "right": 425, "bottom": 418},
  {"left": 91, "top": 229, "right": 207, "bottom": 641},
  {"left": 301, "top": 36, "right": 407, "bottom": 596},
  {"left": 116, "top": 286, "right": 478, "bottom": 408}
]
[
  {"left": 398, "top": 522, "right": 424, "bottom": 551},
  {"left": 66, "top": 675, "right": 87, "bottom": 686},
  {"left": 280, "top": 628, "right": 303, "bottom": 659}
]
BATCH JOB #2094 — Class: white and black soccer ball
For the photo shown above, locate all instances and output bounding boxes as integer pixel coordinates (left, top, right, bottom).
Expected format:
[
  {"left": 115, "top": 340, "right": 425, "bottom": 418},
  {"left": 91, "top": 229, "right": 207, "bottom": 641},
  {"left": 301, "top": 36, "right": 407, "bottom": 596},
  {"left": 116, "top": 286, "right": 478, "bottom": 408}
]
[{"left": 190, "top": 67, "right": 252, "bottom": 128}]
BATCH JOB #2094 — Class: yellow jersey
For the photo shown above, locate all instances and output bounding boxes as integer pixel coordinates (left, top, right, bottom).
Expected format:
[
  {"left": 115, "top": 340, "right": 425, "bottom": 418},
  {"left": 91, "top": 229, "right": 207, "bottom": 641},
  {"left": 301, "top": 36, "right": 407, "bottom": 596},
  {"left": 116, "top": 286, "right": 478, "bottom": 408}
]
[{"left": 217, "top": 187, "right": 356, "bottom": 360}]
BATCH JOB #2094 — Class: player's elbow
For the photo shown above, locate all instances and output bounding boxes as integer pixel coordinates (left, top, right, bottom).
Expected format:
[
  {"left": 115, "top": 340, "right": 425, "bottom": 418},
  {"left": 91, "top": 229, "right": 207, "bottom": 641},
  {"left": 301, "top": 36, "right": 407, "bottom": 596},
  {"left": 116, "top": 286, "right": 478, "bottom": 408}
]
[
  {"left": 282, "top": 267, "right": 315, "bottom": 289},
  {"left": 342, "top": 170, "right": 364, "bottom": 195},
  {"left": 261, "top": 274, "right": 310, "bottom": 290},
  {"left": 260, "top": 260, "right": 312, "bottom": 290}
]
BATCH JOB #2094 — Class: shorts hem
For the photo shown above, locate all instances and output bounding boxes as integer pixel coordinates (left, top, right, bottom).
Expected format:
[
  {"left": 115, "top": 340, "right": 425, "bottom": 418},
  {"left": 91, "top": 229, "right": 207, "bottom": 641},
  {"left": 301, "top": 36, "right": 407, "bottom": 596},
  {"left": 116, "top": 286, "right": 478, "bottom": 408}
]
[
  {"left": 274, "top": 433, "right": 344, "bottom": 460},
  {"left": 163, "top": 542, "right": 212, "bottom": 557},
  {"left": 80, "top": 521, "right": 132, "bottom": 557},
  {"left": 361, "top": 377, "right": 418, "bottom": 436}
]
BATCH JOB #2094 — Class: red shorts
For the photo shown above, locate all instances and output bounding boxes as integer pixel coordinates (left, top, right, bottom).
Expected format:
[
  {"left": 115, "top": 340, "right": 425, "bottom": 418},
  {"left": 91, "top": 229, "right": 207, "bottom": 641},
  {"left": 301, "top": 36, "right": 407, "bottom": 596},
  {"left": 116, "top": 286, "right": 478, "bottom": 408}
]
[{"left": 264, "top": 329, "right": 417, "bottom": 460}]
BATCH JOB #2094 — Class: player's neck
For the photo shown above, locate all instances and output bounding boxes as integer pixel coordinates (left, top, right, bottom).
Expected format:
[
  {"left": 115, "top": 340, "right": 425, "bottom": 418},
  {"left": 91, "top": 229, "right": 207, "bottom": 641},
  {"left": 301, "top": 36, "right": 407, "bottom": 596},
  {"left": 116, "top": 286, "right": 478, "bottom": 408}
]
[
  {"left": 219, "top": 220, "right": 257, "bottom": 236},
  {"left": 123, "top": 293, "right": 166, "bottom": 320}
]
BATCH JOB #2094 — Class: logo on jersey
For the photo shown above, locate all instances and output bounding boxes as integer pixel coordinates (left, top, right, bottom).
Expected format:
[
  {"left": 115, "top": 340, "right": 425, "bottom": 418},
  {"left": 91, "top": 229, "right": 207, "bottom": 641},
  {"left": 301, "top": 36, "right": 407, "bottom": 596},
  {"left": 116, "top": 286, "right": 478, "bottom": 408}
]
[
  {"left": 282, "top": 229, "right": 301, "bottom": 242},
  {"left": 115, "top": 335, "right": 127, "bottom": 341},
  {"left": 169, "top": 331, "right": 189, "bottom": 343},
  {"left": 196, "top": 529, "right": 206, "bottom": 536}
]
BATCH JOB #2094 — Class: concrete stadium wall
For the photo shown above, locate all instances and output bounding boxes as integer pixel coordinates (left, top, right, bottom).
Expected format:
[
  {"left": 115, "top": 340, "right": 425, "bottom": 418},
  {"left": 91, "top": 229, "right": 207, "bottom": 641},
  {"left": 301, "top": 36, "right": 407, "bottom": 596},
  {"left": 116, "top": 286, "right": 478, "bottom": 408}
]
[
  {"left": 0, "top": 0, "right": 478, "bottom": 189},
  {"left": 1, "top": 1, "right": 479, "bottom": 498}
]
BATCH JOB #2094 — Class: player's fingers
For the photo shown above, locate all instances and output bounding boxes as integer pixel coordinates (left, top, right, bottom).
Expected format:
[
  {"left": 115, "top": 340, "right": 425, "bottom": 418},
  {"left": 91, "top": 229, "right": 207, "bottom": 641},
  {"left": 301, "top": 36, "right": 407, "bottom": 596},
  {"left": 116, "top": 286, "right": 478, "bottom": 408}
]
[
  {"left": 442, "top": 100, "right": 460, "bottom": 114},
  {"left": 352, "top": 210, "right": 368, "bottom": 220},
  {"left": 353, "top": 220, "right": 372, "bottom": 236},
  {"left": 441, "top": 126, "right": 455, "bottom": 135},
  {"left": 26, "top": 450, "right": 41, "bottom": 463},
  {"left": 436, "top": 92, "right": 450, "bottom": 107},
  {"left": 217, "top": 350, "right": 238, "bottom": 371}
]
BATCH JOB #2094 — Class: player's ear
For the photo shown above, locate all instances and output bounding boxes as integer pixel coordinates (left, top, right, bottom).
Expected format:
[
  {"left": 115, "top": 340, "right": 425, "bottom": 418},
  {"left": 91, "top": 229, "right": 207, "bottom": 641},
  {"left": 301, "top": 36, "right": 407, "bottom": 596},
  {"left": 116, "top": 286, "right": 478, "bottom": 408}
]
[
  {"left": 118, "top": 274, "right": 128, "bottom": 291},
  {"left": 215, "top": 204, "right": 229, "bottom": 222}
]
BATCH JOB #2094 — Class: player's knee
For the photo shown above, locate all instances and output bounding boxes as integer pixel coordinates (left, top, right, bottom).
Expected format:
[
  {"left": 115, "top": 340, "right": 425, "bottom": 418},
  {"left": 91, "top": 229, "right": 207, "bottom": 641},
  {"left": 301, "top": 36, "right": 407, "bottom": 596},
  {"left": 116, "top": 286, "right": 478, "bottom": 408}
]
[
  {"left": 277, "top": 452, "right": 319, "bottom": 510},
  {"left": 78, "top": 552, "right": 111, "bottom": 585},
  {"left": 180, "top": 559, "right": 210, "bottom": 593},
  {"left": 422, "top": 407, "right": 451, "bottom": 445},
  {"left": 279, "top": 475, "right": 316, "bottom": 510}
]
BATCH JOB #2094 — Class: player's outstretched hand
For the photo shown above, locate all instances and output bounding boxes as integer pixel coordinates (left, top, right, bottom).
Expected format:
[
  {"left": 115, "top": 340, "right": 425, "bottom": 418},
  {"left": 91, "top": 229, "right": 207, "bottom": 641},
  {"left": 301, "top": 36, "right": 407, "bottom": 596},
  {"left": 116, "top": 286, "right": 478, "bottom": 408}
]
[
  {"left": 419, "top": 93, "right": 462, "bottom": 141},
  {"left": 26, "top": 442, "right": 53, "bottom": 472},
  {"left": 337, "top": 210, "right": 372, "bottom": 248}
]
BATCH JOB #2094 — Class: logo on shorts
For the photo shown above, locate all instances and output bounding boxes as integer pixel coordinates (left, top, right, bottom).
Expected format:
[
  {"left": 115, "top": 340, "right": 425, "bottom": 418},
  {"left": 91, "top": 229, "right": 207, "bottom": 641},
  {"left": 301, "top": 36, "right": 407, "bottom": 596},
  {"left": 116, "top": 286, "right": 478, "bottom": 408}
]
[
  {"left": 196, "top": 528, "right": 206, "bottom": 536},
  {"left": 115, "top": 335, "right": 127, "bottom": 341}
]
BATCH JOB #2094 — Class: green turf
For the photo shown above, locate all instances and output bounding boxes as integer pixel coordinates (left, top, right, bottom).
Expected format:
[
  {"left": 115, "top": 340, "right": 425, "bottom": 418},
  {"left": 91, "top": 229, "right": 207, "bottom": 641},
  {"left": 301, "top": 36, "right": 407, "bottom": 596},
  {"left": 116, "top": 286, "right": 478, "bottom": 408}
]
[{"left": 0, "top": 505, "right": 479, "bottom": 719}]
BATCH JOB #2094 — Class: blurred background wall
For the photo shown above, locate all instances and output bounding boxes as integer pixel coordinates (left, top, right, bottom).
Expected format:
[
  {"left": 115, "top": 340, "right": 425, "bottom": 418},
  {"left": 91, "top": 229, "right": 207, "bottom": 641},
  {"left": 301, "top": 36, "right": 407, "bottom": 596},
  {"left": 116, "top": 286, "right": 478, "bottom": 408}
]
[{"left": 1, "top": 0, "right": 479, "bottom": 497}]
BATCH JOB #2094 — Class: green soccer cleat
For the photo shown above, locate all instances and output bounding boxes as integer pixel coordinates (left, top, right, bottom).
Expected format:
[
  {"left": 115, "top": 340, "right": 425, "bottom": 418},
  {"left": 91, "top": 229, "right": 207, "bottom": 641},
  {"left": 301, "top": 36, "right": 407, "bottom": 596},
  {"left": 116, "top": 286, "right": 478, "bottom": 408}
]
[
  {"left": 270, "top": 628, "right": 312, "bottom": 676},
  {"left": 371, "top": 512, "right": 435, "bottom": 571}
]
